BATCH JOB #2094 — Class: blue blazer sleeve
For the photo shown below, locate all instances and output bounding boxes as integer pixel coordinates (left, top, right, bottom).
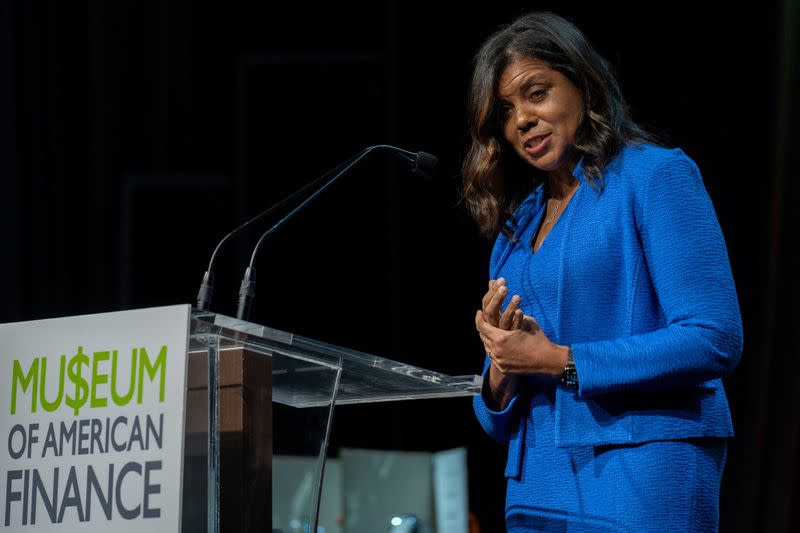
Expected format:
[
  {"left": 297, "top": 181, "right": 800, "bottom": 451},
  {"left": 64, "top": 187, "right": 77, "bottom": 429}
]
[
  {"left": 571, "top": 152, "right": 743, "bottom": 398},
  {"left": 472, "top": 225, "right": 524, "bottom": 443},
  {"left": 472, "top": 357, "right": 523, "bottom": 444}
]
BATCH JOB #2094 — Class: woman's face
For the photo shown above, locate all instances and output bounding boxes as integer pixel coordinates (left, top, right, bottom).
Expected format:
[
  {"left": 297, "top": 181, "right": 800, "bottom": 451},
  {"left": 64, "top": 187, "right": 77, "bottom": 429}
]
[{"left": 497, "top": 56, "right": 584, "bottom": 176}]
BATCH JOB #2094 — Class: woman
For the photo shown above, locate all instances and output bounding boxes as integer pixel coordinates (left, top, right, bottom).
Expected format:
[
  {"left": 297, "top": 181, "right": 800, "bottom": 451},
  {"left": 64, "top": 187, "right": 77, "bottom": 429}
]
[{"left": 464, "top": 12, "right": 743, "bottom": 532}]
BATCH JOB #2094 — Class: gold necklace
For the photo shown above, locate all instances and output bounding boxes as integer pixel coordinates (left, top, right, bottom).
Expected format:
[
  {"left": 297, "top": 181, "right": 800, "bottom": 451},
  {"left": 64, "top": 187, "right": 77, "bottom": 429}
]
[{"left": 545, "top": 199, "right": 561, "bottom": 224}]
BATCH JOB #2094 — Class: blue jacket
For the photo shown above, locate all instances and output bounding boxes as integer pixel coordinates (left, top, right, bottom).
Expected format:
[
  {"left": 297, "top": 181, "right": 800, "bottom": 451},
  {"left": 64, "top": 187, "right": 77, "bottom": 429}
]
[{"left": 473, "top": 144, "right": 743, "bottom": 480}]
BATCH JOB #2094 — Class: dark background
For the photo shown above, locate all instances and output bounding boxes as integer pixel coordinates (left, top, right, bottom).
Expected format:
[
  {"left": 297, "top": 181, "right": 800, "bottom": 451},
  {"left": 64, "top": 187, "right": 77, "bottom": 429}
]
[{"left": 1, "top": 0, "right": 798, "bottom": 531}]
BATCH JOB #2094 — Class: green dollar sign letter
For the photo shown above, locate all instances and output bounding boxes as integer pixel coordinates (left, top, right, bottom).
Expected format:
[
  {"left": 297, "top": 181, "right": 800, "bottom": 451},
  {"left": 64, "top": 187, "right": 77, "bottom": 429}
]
[{"left": 65, "top": 346, "right": 90, "bottom": 416}]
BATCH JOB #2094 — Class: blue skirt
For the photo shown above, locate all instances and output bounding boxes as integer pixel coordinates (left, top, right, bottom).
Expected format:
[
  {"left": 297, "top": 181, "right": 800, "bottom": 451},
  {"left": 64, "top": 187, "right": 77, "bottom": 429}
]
[{"left": 505, "top": 389, "right": 727, "bottom": 532}]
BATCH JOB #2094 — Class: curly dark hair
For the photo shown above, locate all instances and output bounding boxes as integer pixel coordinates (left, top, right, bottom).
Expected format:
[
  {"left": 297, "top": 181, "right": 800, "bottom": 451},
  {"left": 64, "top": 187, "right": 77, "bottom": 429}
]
[{"left": 461, "top": 11, "right": 658, "bottom": 237}]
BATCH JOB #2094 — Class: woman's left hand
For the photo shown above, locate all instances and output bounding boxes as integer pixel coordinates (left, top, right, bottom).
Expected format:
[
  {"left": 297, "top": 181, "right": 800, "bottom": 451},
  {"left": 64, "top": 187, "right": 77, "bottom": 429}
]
[{"left": 475, "top": 310, "right": 568, "bottom": 378}]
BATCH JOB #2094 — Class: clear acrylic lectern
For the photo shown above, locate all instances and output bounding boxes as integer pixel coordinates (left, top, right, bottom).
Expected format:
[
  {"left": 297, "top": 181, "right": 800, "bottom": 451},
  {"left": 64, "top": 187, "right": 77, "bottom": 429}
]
[{"left": 183, "top": 309, "right": 481, "bottom": 533}]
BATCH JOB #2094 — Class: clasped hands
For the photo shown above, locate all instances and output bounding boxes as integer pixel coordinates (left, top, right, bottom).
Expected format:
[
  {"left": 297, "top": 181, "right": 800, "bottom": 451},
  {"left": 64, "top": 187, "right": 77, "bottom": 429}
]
[{"left": 475, "top": 278, "right": 567, "bottom": 379}]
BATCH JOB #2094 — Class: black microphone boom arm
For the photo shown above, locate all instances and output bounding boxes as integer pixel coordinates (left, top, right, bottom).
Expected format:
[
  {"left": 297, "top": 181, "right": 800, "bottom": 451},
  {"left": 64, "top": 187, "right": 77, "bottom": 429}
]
[{"left": 234, "top": 144, "right": 438, "bottom": 320}]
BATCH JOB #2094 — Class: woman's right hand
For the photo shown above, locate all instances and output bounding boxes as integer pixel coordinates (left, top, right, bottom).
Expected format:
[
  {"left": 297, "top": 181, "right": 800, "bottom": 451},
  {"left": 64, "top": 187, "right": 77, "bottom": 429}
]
[
  {"left": 480, "top": 278, "right": 523, "bottom": 409},
  {"left": 481, "top": 278, "right": 523, "bottom": 332}
]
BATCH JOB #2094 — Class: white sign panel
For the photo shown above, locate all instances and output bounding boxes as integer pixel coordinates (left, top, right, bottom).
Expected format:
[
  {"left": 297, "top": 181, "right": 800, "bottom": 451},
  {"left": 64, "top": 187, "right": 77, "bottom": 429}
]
[{"left": 0, "top": 305, "right": 191, "bottom": 532}]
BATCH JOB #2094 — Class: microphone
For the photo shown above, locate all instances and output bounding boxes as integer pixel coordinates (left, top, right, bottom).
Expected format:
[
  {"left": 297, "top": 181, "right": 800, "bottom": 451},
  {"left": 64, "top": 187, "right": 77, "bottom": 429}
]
[
  {"left": 235, "top": 144, "right": 438, "bottom": 320},
  {"left": 409, "top": 151, "right": 438, "bottom": 180},
  {"left": 196, "top": 148, "right": 372, "bottom": 311}
]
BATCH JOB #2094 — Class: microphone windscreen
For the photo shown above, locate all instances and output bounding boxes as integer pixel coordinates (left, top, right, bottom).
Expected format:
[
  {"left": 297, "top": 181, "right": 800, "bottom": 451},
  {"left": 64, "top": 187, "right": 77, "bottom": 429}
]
[{"left": 411, "top": 151, "right": 438, "bottom": 180}]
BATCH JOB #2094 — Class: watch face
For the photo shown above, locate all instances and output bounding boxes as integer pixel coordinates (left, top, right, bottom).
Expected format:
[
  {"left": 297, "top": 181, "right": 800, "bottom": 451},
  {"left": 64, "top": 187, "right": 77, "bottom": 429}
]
[{"left": 561, "top": 362, "right": 578, "bottom": 389}]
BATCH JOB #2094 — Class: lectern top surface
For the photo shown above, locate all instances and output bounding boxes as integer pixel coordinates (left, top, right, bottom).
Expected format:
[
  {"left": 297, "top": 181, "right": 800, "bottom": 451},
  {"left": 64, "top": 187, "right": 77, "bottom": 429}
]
[{"left": 190, "top": 309, "right": 481, "bottom": 408}]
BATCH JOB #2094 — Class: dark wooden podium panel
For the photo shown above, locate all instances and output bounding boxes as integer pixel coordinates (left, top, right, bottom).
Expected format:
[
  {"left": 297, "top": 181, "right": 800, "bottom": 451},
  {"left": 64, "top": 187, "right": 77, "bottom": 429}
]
[{"left": 185, "top": 347, "right": 272, "bottom": 533}]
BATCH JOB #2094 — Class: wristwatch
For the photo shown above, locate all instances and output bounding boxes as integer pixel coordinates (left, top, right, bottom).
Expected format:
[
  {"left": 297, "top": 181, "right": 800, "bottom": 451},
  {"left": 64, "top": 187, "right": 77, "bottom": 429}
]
[{"left": 561, "top": 347, "right": 578, "bottom": 390}]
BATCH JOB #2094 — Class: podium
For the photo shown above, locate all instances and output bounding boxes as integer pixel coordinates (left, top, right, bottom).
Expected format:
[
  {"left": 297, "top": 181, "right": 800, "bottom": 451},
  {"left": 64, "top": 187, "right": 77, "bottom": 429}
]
[
  {"left": 185, "top": 308, "right": 481, "bottom": 533},
  {"left": 0, "top": 306, "right": 480, "bottom": 532}
]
